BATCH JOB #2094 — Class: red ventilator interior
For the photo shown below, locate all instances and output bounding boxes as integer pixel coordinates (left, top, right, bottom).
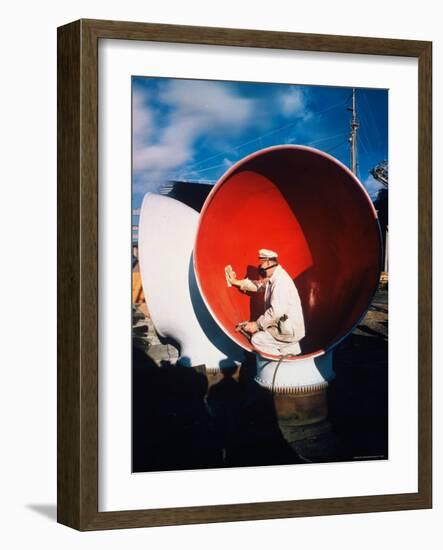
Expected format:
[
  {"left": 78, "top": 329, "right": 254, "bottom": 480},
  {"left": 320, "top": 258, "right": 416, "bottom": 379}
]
[{"left": 194, "top": 145, "right": 382, "bottom": 359}]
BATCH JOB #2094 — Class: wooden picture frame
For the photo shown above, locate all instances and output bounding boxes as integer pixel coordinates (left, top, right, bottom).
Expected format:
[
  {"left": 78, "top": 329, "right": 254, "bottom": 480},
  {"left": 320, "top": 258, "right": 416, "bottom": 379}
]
[{"left": 57, "top": 18, "right": 432, "bottom": 530}]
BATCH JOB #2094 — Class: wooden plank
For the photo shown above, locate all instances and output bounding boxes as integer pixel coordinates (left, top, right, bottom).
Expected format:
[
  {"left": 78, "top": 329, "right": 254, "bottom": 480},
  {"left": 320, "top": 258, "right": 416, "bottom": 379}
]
[{"left": 57, "top": 20, "right": 81, "bottom": 529}]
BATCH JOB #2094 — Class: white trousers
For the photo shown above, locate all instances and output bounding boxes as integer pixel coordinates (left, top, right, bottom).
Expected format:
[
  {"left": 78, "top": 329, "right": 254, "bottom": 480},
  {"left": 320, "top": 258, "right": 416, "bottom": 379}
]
[{"left": 251, "top": 330, "right": 302, "bottom": 357}]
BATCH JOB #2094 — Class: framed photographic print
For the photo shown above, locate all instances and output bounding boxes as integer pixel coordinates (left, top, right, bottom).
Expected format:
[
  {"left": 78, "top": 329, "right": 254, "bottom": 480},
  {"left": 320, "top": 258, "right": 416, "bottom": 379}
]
[{"left": 57, "top": 19, "right": 432, "bottom": 530}]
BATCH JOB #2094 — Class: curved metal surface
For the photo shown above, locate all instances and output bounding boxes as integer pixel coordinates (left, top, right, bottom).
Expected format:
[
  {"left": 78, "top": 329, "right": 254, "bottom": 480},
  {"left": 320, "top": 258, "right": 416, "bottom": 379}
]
[
  {"left": 255, "top": 351, "right": 335, "bottom": 393},
  {"left": 138, "top": 193, "right": 244, "bottom": 371},
  {"left": 194, "top": 145, "right": 382, "bottom": 359}
]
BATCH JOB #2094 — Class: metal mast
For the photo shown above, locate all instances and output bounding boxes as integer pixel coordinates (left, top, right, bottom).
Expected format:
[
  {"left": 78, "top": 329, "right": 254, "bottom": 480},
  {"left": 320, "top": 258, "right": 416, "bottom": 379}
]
[{"left": 347, "top": 88, "right": 359, "bottom": 175}]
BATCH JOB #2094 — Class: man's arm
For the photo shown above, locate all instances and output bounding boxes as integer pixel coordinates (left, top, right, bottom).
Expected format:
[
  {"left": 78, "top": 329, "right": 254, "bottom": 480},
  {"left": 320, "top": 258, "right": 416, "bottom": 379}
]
[{"left": 225, "top": 265, "right": 265, "bottom": 293}]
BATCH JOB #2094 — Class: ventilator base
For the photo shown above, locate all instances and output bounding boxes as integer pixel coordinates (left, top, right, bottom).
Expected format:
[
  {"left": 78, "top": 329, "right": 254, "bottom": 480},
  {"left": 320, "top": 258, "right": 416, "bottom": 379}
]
[{"left": 254, "top": 351, "right": 335, "bottom": 443}]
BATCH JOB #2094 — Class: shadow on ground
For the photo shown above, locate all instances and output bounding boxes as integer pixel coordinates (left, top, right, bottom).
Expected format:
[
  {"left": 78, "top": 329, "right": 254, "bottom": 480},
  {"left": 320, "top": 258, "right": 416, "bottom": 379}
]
[
  {"left": 133, "top": 349, "right": 303, "bottom": 472},
  {"left": 26, "top": 504, "right": 57, "bottom": 522},
  {"left": 133, "top": 290, "right": 388, "bottom": 472}
]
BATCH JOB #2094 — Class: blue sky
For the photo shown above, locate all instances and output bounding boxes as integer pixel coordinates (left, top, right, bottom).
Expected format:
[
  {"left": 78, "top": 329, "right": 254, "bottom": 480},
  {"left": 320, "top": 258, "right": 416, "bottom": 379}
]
[{"left": 132, "top": 77, "right": 388, "bottom": 212}]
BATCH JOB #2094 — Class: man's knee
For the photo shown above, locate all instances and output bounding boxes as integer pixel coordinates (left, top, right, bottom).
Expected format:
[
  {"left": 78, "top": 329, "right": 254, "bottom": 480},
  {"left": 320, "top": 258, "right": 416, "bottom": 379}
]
[
  {"left": 251, "top": 330, "right": 275, "bottom": 351},
  {"left": 251, "top": 331, "right": 262, "bottom": 346}
]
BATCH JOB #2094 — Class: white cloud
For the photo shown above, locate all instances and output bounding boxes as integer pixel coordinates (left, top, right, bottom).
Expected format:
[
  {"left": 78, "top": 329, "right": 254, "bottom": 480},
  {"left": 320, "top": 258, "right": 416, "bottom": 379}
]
[
  {"left": 132, "top": 81, "right": 316, "bottom": 194},
  {"left": 132, "top": 80, "right": 259, "bottom": 190},
  {"left": 363, "top": 173, "right": 384, "bottom": 200},
  {"left": 132, "top": 90, "right": 154, "bottom": 144},
  {"left": 279, "top": 86, "right": 309, "bottom": 118},
  {"left": 160, "top": 80, "right": 254, "bottom": 127}
]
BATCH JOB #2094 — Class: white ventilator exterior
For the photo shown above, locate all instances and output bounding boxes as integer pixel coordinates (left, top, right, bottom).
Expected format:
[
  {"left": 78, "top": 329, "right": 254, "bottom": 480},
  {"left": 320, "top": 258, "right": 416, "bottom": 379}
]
[
  {"left": 255, "top": 351, "right": 335, "bottom": 394},
  {"left": 138, "top": 193, "right": 244, "bottom": 372}
]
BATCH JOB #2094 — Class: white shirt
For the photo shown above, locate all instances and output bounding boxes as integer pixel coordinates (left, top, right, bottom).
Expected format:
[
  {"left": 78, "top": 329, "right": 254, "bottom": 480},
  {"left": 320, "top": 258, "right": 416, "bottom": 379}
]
[{"left": 256, "top": 265, "right": 305, "bottom": 342}]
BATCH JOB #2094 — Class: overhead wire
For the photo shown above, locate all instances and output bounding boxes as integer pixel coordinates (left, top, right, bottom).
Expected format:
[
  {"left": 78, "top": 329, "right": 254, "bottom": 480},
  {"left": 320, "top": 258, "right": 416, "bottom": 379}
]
[
  {"left": 324, "top": 140, "right": 349, "bottom": 156},
  {"left": 167, "top": 91, "right": 369, "bottom": 182},
  {"left": 171, "top": 96, "right": 351, "bottom": 178},
  {"left": 361, "top": 90, "right": 383, "bottom": 145},
  {"left": 187, "top": 131, "right": 351, "bottom": 179}
]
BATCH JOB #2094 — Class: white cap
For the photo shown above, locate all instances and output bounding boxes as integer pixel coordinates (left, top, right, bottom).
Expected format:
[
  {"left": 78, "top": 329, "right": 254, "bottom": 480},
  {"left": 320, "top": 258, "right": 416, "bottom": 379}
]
[{"left": 258, "top": 248, "right": 278, "bottom": 260}]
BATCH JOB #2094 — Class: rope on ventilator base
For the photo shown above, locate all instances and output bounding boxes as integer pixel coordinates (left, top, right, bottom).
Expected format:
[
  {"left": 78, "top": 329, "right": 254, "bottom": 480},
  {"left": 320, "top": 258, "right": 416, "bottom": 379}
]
[{"left": 271, "top": 353, "right": 295, "bottom": 394}]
